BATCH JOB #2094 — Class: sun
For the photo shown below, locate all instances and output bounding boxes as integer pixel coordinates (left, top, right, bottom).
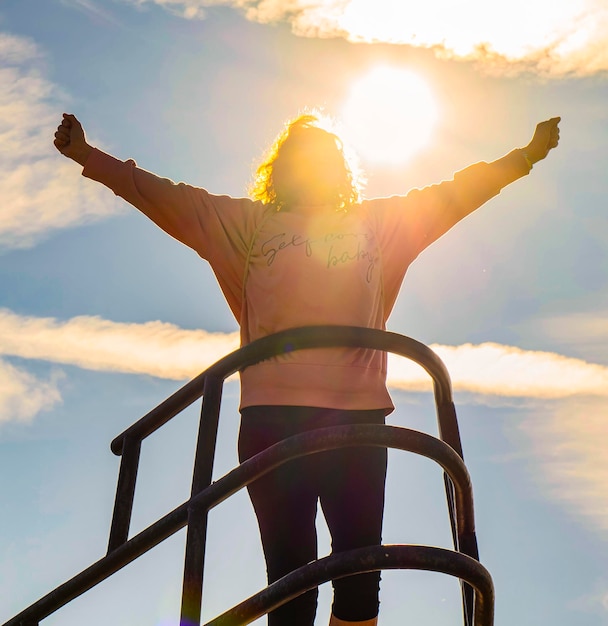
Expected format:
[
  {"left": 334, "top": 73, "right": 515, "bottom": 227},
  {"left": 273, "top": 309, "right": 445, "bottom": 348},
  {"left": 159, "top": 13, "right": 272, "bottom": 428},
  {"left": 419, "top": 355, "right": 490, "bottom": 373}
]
[{"left": 339, "top": 66, "right": 439, "bottom": 166}]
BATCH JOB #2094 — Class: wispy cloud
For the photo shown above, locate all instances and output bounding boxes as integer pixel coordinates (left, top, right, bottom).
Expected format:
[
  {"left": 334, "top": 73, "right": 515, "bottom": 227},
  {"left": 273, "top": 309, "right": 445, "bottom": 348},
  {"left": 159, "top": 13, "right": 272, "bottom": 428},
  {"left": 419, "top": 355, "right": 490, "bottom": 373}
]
[
  {"left": 59, "top": 0, "right": 124, "bottom": 26},
  {"left": 522, "top": 398, "right": 608, "bottom": 533},
  {"left": 0, "top": 358, "right": 62, "bottom": 424},
  {"left": 0, "top": 33, "right": 119, "bottom": 250},
  {"left": 2, "top": 307, "right": 607, "bottom": 531},
  {"left": 389, "top": 342, "right": 608, "bottom": 398},
  {"left": 521, "top": 311, "right": 608, "bottom": 365},
  {"left": 127, "top": 0, "right": 608, "bottom": 76},
  {"left": 569, "top": 582, "right": 608, "bottom": 615},
  {"left": 2, "top": 307, "right": 608, "bottom": 399},
  {"left": 0, "top": 308, "right": 240, "bottom": 380}
]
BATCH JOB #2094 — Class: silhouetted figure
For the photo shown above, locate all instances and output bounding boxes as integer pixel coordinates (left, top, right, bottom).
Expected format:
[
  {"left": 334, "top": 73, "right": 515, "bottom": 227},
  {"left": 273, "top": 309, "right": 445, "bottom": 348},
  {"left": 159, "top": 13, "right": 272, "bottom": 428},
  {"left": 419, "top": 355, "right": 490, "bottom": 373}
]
[{"left": 55, "top": 111, "right": 560, "bottom": 626}]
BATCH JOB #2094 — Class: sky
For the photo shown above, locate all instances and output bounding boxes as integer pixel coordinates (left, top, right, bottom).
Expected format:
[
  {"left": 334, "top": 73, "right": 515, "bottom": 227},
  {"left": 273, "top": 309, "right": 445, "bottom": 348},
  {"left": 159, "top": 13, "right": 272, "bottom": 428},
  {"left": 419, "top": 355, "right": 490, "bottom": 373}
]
[{"left": 1, "top": 0, "right": 608, "bottom": 624}]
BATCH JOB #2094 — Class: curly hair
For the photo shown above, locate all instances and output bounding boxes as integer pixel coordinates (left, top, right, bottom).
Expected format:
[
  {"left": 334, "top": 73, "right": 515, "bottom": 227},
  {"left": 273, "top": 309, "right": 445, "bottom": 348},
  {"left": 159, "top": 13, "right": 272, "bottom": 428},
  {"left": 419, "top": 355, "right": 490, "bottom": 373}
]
[{"left": 249, "top": 114, "right": 362, "bottom": 210}]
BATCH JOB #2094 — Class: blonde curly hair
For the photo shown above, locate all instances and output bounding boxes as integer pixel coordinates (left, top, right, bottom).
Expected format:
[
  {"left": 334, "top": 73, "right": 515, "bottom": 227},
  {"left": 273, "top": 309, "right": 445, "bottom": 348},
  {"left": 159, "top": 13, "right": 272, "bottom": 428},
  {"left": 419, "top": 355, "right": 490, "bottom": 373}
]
[{"left": 249, "top": 113, "right": 362, "bottom": 210}]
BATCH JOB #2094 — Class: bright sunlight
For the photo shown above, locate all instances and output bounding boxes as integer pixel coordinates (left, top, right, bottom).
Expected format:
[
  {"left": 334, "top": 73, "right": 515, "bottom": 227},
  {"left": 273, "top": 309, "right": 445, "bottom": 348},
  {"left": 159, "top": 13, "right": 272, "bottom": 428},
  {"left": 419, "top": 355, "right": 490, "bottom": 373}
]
[{"left": 339, "top": 66, "right": 439, "bottom": 166}]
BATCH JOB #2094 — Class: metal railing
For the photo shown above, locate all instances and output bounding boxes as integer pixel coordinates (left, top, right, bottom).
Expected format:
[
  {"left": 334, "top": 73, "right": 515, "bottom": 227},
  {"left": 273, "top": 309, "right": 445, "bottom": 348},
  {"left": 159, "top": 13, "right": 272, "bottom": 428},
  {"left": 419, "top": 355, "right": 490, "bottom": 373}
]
[{"left": 4, "top": 326, "right": 491, "bottom": 626}]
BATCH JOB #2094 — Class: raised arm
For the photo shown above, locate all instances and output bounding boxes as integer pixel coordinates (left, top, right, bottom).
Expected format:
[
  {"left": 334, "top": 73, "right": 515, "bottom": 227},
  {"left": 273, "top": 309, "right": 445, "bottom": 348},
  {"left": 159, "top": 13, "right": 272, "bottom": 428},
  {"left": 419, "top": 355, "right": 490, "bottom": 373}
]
[
  {"left": 432, "top": 116, "right": 562, "bottom": 223},
  {"left": 52, "top": 113, "right": 259, "bottom": 319},
  {"left": 52, "top": 113, "right": 259, "bottom": 254},
  {"left": 376, "top": 116, "right": 562, "bottom": 278},
  {"left": 53, "top": 113, "right": 212, "bottom": 249}
]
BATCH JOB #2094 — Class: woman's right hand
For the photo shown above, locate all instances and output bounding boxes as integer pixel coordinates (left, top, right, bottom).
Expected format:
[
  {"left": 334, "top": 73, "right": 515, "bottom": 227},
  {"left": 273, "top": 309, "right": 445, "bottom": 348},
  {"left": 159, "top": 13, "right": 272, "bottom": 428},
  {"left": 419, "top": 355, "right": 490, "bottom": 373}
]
[
  {"left": 54, "top": 113, "right": 93, "bottom": 166},
  {"left": 523, "top": 117, "right": 561, "bottom": 165}
]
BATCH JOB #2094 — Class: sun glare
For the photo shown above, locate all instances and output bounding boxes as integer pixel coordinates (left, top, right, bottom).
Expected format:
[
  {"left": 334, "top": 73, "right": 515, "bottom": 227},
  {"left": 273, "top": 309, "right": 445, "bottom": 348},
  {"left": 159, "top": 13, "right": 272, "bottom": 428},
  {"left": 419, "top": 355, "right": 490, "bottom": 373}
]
[{"left": 339, "top": 66, "right": 439, "bottom": 166}]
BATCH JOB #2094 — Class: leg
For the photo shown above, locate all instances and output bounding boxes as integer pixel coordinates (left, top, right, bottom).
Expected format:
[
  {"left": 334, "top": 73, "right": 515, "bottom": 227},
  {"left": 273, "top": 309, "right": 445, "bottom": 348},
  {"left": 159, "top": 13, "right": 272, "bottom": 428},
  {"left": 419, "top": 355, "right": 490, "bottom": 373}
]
[
  {"left": 239, "top": 407, "right": 320, "bottom": 626},
  {"left": 329, "top": 616, "right": 378, "bottom": 626},
  {"left": 318, "top": 411, "right": 387, "bottom": 623}
]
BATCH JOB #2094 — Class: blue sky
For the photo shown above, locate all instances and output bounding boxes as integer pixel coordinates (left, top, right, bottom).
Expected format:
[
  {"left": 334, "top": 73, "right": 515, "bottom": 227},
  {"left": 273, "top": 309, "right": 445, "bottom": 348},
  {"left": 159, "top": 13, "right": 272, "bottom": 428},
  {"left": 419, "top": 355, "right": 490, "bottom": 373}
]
[{"left": 1, "top": 1, "right": 608, "bottom": 625}]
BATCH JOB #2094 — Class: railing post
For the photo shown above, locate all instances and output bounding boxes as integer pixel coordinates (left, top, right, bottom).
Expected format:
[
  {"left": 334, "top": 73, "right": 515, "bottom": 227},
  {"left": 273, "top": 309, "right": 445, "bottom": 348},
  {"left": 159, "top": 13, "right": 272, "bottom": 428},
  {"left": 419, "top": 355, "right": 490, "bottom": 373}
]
[
  {"left": 107, "top": 435, "right": 142, "bottom": 552},
  {"left": 180, "top": 375, "right": 223, "bottom": 626},
  {"left": 436, "top": 400, "right": 478, "bottom": 626},
  {"left": 436, "top": 401, "right": 463, "bottom": 458}
]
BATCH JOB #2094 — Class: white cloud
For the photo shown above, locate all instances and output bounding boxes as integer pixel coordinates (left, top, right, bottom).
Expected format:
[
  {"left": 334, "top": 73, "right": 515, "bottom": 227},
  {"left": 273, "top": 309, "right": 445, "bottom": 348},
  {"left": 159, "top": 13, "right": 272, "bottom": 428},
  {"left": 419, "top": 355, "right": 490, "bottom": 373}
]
[
  {"left": 0, "top": 358, "right": 62, "bottom": 424},
  {"left": 522, "top": 398, "right": 608, "bottom": 533},
  {"left": 389, "top": 340, "right": 608, "bottom": 534},
  {"left": 389, "top": 341, "right": 608, "bottom": 398},
  {"left": 127, "top": 0, "right": 608, "bottom": 76},
  {"left": 569, "top": 581, "right": 608, "bottom": 615},
  {"left": 2, "top": 307, "right": 608, "bottom": 398},
  {"left": 2, "top": 307, "right": 607, "bottom": 532},
  {"left": 0, "top": 33, "right": 119, "bottom": 250},
  {"left": 0, "top": 308, "right": 240, "bottom": 380}
]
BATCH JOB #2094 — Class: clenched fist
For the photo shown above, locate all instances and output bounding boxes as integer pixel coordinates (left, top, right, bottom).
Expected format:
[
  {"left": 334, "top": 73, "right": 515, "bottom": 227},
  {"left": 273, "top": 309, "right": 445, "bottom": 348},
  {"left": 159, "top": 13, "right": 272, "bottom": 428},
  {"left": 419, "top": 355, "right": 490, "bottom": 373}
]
[
  {"left": 54, "top": 113, "right": 93, "bottom": 166},
  {"left": 523, "top": 117, "right": 561, "bottom": 165}
]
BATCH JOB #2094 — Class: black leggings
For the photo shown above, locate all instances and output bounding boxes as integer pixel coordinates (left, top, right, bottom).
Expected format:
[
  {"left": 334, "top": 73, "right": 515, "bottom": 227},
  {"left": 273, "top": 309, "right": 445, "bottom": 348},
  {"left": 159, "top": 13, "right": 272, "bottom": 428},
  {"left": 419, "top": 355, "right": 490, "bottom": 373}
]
[{"left": 238, "top": 406, "right": 387, "bottom": 625}]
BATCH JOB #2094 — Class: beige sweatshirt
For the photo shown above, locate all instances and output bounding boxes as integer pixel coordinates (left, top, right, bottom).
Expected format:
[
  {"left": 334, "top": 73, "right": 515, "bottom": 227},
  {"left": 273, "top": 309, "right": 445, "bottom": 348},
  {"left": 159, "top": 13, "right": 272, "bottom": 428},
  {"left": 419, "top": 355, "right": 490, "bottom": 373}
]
[{"left": 83, "top": 147, "right": 530, "bottom": 412}]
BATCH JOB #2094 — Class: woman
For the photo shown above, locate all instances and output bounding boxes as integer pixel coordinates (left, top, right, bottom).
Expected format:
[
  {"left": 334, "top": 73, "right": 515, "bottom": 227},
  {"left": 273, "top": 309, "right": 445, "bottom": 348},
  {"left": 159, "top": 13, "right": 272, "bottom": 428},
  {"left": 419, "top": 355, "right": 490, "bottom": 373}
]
[{"left": 54, "top": 111, "right": 560, "bottom": 626}]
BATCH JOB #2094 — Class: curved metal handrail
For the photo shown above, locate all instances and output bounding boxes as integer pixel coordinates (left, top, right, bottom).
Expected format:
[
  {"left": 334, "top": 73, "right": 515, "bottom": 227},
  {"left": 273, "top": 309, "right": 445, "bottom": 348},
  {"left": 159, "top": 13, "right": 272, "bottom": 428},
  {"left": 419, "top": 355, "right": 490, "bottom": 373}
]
[
  {"left": 111, "top": 326, "right": 453, "bottom": 455},
  {"left": 108, "top": 326, "right": 470, "bottom": 625},
  {"left": 191, "top": 424, "right": 475, "bottom": 537},
  {"left": 2, "top": 424, "right": 475, "bottom": 626},
  {"left": 206, "top": 545, "right": 494, "bottom": 626},
  {"left": 4, "top": 328, "right": 481, "bottom": 626}
]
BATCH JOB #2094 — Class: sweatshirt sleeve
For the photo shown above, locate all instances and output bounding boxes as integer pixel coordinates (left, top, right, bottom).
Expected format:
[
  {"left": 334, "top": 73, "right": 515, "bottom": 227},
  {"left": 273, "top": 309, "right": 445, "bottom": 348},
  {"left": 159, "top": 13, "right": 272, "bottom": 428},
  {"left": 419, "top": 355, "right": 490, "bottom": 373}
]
[
  {"left": 374, "top": 148, "right": 532, "bottom": 312},
  {"left": 82, "top": 148, "right": 261, "bottom": 320}
]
